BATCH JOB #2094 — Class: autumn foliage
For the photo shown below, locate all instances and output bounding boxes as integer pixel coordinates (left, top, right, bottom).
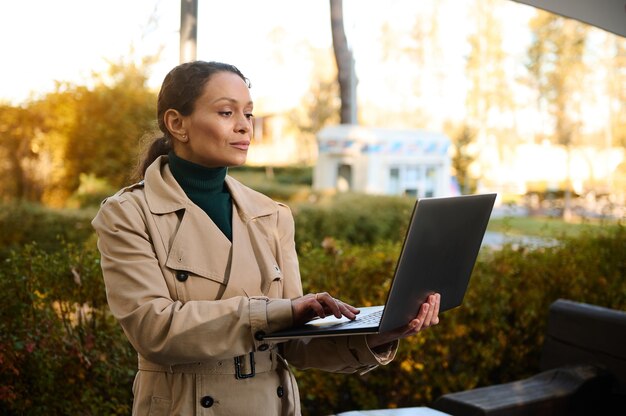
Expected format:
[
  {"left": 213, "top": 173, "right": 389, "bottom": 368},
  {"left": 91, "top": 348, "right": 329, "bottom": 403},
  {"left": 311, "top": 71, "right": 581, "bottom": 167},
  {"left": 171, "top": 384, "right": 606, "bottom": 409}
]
[
  {"left": 0, "top": 60, "right": 156, "bottom": 207},
  {"left": 0, "top": 201, "right": 624, "bottom": 414}
]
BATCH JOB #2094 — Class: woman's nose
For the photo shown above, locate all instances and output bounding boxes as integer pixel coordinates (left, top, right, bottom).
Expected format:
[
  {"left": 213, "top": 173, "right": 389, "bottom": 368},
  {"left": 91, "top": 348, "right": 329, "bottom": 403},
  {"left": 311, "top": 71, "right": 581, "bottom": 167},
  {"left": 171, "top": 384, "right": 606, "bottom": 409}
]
[{"left": 235, "top": 113, "right": 251, "bottom": 133}]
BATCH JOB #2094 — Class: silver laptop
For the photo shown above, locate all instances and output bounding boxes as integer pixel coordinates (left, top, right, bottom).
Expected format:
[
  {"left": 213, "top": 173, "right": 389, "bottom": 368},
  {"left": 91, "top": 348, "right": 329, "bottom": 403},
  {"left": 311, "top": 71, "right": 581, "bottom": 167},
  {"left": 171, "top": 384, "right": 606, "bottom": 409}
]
[{"left": 263, "top": 193, "right": 497, "bottom": 341}]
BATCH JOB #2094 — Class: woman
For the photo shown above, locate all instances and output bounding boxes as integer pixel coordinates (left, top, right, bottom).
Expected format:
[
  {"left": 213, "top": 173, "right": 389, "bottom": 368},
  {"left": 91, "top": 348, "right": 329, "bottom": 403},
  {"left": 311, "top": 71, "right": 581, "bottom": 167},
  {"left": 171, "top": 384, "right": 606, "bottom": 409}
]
[{"left": 92, "top": 60, "right": 440, "bottom": 415}]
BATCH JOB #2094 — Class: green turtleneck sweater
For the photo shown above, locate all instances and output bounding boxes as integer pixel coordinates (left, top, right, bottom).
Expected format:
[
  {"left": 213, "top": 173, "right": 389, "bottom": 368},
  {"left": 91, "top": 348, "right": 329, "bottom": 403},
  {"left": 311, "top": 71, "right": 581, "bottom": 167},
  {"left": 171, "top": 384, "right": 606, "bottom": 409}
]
[{"left": 168, "top": 152, "right": 233, "bottom": 241}]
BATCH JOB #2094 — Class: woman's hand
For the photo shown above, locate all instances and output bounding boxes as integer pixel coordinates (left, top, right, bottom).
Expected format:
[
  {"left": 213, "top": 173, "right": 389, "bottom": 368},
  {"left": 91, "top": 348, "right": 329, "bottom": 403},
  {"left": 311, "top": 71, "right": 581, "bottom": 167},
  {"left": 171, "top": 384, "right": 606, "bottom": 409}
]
[
  {"left": 291, "top": 292, "right": 360, "bottom": 327},
  {"left": 367, "top": 293, "right": 441, "bottom": 349}
]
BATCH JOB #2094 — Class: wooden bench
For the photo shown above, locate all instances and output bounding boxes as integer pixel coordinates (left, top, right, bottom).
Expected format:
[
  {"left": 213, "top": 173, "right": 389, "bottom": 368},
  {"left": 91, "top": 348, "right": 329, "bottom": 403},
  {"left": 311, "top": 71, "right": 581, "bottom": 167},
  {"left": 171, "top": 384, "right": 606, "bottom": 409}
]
[{"left": 430, "top": 299, "right": 626, "bottom": 415}]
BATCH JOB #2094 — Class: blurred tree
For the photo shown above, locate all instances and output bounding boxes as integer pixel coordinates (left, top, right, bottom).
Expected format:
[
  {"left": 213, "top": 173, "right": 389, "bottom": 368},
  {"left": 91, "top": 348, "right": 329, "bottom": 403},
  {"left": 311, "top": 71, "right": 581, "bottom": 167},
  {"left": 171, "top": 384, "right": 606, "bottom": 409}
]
[
  {"left": 60, "top": 59, "right": 156, "bottom": 196},
  {"left": 0, "top": 105, "right": 44, "bottom": 201},
  {"left": 287, "top": 47, "right": 340, "bottom": 164},
  {"left": 408, "top": 1, "right": 444, "bottom": 129},
  {"left": 373, "top": 2, "right": 445, "bottom": 129},
  {"left": 330, "top": 0, "right": 357, "bottom": 124},
  {"left": 607, "top": 37, "right": 626, "bottom": 198},
  {"left": 298, "top": 78, "right": 340, "bottom": 135},
  {"left": 179, "top": 0, "right": 198, "bottom": 63},
  {"left": 29, "top": 86, "right": 83, "bottom": 205},
  {"left": 0, "top": 58, "right": 157, "bottom": 207},
  {"left": 607, "top": 37, "right": 626, "bottom": 149},
  {"left": 465, "top": 0, "right": 516, "bottom": 159},
  {"left": 449, "top": 123, "right": 479, "bottom": 194},
  {"left": 369, "top": 19, "right": 429, "bottom": 128},
  {"left": 527, "top": 12, "right": 589, "bottom": 219}
]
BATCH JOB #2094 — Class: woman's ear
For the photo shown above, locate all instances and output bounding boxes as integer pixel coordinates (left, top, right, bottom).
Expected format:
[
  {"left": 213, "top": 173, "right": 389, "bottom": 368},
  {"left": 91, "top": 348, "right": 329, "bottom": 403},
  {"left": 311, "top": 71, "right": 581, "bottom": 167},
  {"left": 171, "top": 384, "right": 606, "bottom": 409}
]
[{"left": 164, "top": 109, "right": 188, "bottom": 143}]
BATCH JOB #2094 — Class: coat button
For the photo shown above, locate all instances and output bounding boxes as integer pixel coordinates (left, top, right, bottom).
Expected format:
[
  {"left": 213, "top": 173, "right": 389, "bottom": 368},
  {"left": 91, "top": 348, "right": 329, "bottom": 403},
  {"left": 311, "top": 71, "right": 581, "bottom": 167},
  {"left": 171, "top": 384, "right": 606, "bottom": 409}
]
[
  {"left": 277, "top": 386, "right": 284, "bottom": 398},
  {"left": 254, "top": 331, "right": 265, "bottom": 341},
  {"left": 176, "top": 271, "right": 188, "bottom": 282},
  {"left": 200, "top": 396, "right": 214, "bottom": 408},
  {"left": 258, "top": 343, "right": 269, "bottom": 351}
]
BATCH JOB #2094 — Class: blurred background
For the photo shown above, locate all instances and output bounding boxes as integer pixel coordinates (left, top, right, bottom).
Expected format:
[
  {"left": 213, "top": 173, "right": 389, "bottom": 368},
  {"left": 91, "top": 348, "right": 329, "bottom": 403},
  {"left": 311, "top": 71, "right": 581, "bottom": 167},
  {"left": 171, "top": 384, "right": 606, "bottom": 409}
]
[
  {"left": 0, "top": 1, "right": 624, "bottom": 414},
  {"left": 1, "top": 0, "right": 624, "bottom": 220}
]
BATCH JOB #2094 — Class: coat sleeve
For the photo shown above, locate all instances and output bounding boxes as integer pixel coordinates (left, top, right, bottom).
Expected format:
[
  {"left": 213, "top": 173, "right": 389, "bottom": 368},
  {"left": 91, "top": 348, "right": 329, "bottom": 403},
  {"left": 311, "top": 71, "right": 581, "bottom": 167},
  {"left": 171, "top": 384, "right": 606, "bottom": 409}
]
[
  {"left": 274, "top": 203, "right": 398, "bottom": 374},
  {"left": 91, "top": 192, "right": 293, "bottom": 365}
]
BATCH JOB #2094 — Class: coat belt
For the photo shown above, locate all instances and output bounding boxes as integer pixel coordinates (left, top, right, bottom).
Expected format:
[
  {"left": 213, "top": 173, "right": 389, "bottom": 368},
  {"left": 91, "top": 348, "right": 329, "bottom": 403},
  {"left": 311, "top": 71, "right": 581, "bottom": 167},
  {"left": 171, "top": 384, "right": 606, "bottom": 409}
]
[{"left": 137, "top": 350, "right": 277, "bottom": 375}]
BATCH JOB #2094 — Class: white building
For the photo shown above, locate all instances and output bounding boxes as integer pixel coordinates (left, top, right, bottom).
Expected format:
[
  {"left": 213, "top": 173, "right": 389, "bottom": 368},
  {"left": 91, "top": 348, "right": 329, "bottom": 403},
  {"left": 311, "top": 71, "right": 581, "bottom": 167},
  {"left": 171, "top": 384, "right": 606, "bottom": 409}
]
[{"left": 314, "top": 124, "right": 454, "bottom": 198}]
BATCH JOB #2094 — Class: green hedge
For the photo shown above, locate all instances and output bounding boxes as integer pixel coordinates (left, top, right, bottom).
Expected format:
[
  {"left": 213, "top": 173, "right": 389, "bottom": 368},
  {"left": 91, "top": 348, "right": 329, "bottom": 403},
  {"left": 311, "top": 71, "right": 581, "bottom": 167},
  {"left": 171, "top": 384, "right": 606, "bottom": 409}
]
[
  {"left": 295, "top": 228, "right": 626, "bottom": 414},
  {"left": 1, "top": 200, "right": 623, "bottom": 414},
  {"left": 293, "top": 193, "right": 416, "bottom": 247},
  {"left": 0, "top": 203, "right": 95, "bottom": 260},
  {"left": 230, "top": 165, "right": 313, "bottom": 186},
  {"left": 0, "top": 193, "right": 415, "bottom": 260},
  {"left": 0, "top": 240, "right": 135, "bottom": 415}
]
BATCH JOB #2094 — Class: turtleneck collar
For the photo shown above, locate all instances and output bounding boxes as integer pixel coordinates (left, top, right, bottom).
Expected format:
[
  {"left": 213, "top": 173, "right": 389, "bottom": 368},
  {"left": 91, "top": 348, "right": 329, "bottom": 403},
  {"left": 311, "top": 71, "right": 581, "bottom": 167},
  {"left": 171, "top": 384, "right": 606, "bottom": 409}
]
[{"left": 168, "top": 151, "right": 227, "bottom": 194}]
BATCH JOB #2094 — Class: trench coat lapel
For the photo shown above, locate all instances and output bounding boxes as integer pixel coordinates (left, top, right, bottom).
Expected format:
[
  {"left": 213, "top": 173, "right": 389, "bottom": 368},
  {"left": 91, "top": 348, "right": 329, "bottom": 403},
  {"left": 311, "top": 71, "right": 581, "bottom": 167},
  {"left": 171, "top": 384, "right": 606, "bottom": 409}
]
[
  {"left": 220, "top": 204, "right": 263, "bottom": 299},
  {"left": 145, "top": 156, "right": 233, "bottom": 283},
  {"left": 164, "top": 205, "right": 233, "bottom": 283},
  {"left": 220, "top": 176, "right": 281, "bottom": 299},
  {"left": 144, "top": 158, "right": 280, "bottom": 299}
]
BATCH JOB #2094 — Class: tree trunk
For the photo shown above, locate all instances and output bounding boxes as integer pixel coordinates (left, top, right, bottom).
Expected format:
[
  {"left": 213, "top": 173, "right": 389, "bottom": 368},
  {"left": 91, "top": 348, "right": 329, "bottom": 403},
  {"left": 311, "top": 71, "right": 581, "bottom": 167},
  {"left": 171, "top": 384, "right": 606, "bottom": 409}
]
[
  {"left": 180, "top": 0, "right": 198, "bottom": 63},
  {"left": 329, "top": 0, "right": 357, "bottom": 124}
]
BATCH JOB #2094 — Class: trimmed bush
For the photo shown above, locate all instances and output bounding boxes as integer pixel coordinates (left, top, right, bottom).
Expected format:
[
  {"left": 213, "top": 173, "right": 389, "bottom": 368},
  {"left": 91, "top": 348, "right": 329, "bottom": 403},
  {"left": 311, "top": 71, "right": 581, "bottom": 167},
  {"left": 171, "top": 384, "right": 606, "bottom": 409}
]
[
  {"left": 1, "top": 200, "right": 623, "bottom": 414},
  {"left": 293, "top": 193, "right": 416, "bottom": 248},
  {"left": 230, "top": 165, "right": 313, "bottom": 186},
  {"left": 0, "top": 203, "right": 95, "bottom": 260},
  {"left": 0, "top": 240, "right": 135, "bottom": 415},
  {"left": 295, "top": 227, "right": 626, "bottom": 414}
]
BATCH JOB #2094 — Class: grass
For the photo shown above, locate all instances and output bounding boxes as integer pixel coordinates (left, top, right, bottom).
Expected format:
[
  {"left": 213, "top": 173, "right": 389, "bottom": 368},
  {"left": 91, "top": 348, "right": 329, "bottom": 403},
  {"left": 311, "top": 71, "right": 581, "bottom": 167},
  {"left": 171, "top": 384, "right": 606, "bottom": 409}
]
[{"left": 488, "top": 215, "right": 622, "bottom": 238}]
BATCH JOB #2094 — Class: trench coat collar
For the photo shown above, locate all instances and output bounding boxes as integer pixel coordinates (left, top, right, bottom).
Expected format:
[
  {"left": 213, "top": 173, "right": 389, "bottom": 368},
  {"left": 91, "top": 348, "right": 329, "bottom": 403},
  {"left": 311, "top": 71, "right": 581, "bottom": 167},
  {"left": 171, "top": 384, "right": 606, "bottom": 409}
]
[{"left": 144, "top": 155, "right": 277, "bottom": 221}]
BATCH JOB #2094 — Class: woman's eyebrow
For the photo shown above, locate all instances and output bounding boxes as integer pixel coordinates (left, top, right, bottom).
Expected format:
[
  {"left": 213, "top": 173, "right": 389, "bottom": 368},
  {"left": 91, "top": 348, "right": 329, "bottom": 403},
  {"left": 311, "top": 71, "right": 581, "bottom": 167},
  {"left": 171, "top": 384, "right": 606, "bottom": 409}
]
[{"left": 211, "top": 97, "right": 253, "bottom": 107}]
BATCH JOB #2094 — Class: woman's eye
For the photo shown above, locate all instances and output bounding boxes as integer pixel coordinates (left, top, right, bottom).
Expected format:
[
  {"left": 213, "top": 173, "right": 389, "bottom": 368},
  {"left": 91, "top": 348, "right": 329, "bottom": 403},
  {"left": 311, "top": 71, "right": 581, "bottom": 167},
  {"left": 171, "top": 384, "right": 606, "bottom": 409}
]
[
  {"left": 218, "top": 111, "right": 232, "bottom": 117},
  {"left": 245, "top": 113, "right": 254, "bottom": 120}
]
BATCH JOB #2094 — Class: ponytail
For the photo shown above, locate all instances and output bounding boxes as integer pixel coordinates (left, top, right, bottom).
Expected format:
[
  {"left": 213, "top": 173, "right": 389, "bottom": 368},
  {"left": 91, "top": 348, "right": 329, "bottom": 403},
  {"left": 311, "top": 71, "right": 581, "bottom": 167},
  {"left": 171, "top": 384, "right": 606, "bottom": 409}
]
[{"left": 132, "top": 135, "right": 172, "bottom": 182}]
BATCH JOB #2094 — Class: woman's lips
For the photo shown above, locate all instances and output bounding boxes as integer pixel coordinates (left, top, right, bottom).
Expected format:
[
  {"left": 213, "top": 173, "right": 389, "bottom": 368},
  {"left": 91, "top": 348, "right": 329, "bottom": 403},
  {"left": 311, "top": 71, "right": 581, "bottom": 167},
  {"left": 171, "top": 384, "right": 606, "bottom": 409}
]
[{"left": 231, "top": 141, "right": 250, "bottom": 150}]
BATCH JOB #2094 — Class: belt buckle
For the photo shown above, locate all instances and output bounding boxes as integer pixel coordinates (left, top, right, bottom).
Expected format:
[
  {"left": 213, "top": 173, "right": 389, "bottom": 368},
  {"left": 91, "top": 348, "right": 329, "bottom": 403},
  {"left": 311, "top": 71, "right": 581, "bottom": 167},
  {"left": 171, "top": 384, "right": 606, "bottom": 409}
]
[{"left": 234, "top": 352, "right": 255, "bottom": 379}]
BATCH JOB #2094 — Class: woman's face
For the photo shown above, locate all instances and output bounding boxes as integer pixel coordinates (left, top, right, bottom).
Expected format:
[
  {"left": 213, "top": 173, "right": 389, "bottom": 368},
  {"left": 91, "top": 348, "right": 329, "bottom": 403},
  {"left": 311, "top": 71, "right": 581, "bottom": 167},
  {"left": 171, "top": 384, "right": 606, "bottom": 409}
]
[{"left": 175, "top": 71, "right": 254, "bottom": 168}]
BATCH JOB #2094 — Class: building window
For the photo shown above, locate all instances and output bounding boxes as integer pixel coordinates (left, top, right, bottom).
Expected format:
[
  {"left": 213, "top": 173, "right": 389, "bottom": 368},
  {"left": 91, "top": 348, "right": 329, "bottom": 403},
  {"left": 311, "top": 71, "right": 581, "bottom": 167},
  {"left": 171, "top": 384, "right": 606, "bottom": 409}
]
[
  {"left": 425, "top": 166, "right": 438, "bottom": 197},
  {"left": 389, "top": 167, "right": 400, "bottom": 194},
  {"left": 387, "top": 164, "right": 440, "bottom": 198},
  {"left": 337, "top": 164, "right": 352, "bottom": 192}
]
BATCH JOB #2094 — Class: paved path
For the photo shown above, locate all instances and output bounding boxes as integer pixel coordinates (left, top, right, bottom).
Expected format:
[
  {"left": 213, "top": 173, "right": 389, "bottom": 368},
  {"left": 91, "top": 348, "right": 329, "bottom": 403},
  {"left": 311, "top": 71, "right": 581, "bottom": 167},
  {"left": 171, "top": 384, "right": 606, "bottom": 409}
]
[{"left": 482, "top": 231, "right": 558, "bottom": 249}]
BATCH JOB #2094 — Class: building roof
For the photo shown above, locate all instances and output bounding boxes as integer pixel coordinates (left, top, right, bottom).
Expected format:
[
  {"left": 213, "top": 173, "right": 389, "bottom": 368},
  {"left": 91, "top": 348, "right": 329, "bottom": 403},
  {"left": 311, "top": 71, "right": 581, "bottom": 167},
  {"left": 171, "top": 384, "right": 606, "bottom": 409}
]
[{"left": 317, "top": 124, "right": 451, "bottom": 156}]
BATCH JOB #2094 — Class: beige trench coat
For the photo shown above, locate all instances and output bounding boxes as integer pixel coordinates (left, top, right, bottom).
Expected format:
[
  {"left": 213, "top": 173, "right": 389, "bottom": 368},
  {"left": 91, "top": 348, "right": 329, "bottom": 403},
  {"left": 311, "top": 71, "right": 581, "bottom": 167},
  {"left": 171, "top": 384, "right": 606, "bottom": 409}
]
[{"left": 92, "top": 156, "right": 397, "bottom": 416}]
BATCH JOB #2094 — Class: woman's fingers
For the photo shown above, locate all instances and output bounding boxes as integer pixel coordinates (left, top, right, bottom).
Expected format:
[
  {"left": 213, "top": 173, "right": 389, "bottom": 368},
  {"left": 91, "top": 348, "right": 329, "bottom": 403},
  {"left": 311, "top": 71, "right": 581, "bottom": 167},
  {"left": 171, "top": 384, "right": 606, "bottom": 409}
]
[
  {"left": 315, "top": 292, "right": 359, "bottom": 320},
  {"left": 366, "top": 293, "right": 442, "bottom": 348},
  {"left": 315, "top": 292, "right": 340, "bottom": 318},
  {"left": 299, "top": 295, "right": 326, "bottom": 322},
  {"left": 412, "top": 301, "right": 430, "bottom": 332},
  {"left": 399, "top": 295, "right": 438, "bottom": 337},
  {"left": 424, "top": 293, "right": 440, "bottom": 326},
  {"left": 410, "top": 294, "right": 440, "bottom": 332},
  {"left": 430, "top": 293, "right": 441, "bottom": 325},
  {"left": 423, "top": 294, "right": 437, "bottom": 327},
  {"left": 292, "top": 293, "right": 360, "bottom": 326},
  {"left": 337, "top": 300, "right": 359, "bottom": 320}
]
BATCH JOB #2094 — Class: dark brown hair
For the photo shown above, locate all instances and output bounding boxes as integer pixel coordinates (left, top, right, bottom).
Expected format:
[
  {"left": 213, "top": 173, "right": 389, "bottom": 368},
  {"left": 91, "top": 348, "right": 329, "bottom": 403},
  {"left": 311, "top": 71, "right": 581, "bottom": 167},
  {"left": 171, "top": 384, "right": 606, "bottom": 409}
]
[{"left": 133, "top": 61, "right": 249, "bottom": 180}]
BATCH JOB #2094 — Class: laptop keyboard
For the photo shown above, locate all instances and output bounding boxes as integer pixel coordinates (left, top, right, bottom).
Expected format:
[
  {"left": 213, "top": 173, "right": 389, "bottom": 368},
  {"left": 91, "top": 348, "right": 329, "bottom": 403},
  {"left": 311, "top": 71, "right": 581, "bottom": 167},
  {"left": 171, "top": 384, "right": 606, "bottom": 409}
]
[{"left": 333, "top": 309, "right": 383, "bottom": 329}]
